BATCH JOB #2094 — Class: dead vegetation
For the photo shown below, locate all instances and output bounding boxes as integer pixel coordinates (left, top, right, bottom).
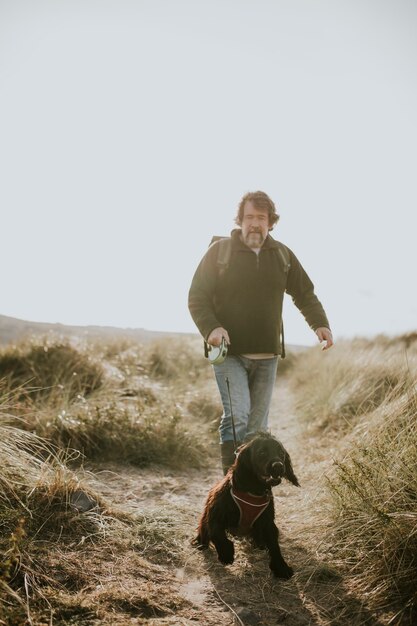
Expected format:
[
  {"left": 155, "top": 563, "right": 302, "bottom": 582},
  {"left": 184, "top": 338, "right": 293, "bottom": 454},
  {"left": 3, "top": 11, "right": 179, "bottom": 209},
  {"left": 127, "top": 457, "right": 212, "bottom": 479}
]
[
  {"left": 290, "top": 335, "right": 417, "bottom": 624},
  {"left": 1, "top": 332, "right": 416, "bottom": 624},
  {"left": 0, "top": 338, "right": 104, "bottom": 402},
  {"left": 290, "top": 337, "right": 416, "bottom": 432},
  {"left": 0, "top": 334, "right": 218, "bottom": 625}
]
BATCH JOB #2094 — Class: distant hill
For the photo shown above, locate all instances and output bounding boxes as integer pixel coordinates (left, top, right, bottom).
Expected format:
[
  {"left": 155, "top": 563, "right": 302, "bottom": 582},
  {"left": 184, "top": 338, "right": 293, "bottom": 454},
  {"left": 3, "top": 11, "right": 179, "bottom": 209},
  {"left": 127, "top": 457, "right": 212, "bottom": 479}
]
[
  {"left": 0, "top": 314, "right": 191, "bottom": 346},
  {"left": 0, "top": 314, "right": 308, "bottom": 352}
]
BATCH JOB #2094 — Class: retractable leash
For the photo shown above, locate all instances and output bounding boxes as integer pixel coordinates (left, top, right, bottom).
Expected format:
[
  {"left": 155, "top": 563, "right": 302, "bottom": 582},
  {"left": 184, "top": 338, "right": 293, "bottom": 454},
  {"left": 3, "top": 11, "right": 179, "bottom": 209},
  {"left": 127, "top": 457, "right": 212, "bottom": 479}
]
[
  {"left": 206, "top": 337, "right": 228, "bottom": 365},
  {"left": 225, "top": 376, "right": 238, "bottom": 453}
]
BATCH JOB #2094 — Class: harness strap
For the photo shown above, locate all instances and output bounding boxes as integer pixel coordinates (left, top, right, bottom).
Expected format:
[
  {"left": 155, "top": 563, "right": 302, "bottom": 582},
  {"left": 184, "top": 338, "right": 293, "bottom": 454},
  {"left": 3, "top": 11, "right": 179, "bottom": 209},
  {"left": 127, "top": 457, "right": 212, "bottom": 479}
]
[{"left": 230, "top": 483, "right": 270, "bottom": 534}]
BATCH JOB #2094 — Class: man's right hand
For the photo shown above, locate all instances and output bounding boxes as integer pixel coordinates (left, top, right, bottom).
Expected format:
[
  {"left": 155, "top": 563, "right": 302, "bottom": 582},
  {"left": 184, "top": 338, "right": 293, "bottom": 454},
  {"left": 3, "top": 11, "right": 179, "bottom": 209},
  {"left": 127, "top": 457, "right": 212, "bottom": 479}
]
[{"left": 207, "top": 327, "right": 230, "bottom": 347}]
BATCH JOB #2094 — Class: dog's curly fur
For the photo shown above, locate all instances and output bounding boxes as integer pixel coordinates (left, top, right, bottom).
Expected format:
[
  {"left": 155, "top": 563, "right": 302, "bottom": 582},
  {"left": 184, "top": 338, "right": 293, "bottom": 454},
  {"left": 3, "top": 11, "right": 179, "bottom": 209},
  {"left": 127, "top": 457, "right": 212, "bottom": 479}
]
[{"left": 194, "top": 433, "right": 300, "bottom": 578}]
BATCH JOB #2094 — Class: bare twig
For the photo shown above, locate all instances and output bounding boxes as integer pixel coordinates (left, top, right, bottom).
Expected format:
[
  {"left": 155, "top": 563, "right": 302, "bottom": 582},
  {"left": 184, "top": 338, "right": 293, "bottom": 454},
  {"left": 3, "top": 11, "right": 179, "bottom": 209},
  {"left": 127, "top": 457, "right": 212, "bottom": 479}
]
[{"left": 212, "top": 585, "right": 244, "bottom": 625}]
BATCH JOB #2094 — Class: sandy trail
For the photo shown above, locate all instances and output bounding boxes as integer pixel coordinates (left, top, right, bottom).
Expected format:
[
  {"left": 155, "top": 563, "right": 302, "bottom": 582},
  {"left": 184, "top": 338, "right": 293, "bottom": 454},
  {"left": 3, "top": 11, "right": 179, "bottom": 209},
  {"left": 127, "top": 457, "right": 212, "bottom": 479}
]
[{"left": 93, "top": 378, "right": 384, "bottom": 626}]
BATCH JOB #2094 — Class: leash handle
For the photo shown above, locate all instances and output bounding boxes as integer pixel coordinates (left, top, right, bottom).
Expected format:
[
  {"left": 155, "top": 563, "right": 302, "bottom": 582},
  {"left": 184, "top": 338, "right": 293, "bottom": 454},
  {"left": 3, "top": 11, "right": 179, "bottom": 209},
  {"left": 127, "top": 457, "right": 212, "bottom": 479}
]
[{"left": 225, "top": 376, "right": 238, "bottom": 452}]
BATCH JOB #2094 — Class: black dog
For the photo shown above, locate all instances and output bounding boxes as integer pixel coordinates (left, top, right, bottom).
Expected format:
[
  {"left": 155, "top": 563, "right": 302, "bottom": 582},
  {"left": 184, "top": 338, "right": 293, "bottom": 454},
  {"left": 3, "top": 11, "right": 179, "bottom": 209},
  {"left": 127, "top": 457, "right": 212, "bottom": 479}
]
[{"left": 194, "top": 433, "right": 299, "bottom": 578}]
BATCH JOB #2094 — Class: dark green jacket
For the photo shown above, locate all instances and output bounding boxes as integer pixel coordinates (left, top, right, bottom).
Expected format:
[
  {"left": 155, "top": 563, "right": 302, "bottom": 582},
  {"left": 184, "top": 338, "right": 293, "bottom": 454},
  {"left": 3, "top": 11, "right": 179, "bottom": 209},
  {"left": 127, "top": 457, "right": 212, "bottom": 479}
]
[{"left": 188, "top": 229, "right": 330, "bottom": 356}]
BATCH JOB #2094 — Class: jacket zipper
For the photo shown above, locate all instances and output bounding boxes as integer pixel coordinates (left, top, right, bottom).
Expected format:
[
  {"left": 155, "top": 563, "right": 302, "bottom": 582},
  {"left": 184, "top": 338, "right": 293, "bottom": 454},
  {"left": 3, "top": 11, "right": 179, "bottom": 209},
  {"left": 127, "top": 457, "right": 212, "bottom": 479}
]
[{"left": 247, "top": 249, "right": 260, "bottom": 269}]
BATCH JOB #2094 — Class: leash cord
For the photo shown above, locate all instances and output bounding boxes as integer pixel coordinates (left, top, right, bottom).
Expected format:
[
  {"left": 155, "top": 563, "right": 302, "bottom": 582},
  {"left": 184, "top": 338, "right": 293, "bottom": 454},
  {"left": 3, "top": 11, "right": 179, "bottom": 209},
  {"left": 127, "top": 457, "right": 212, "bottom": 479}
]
[{"left": 225, "top": 376, "right": 238, "bottom": 452}]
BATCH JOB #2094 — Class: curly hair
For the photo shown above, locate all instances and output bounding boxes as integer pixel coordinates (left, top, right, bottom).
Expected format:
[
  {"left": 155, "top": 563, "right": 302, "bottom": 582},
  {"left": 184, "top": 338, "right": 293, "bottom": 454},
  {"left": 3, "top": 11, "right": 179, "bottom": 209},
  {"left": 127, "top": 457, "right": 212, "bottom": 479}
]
[{"left": 235, "top": 191, "right": 280, "bottom": 230}]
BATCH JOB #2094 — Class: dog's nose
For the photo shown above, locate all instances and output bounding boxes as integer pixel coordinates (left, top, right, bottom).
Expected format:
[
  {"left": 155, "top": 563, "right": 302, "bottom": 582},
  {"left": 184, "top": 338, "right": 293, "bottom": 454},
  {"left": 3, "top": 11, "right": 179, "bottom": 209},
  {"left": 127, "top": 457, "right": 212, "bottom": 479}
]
[{"left": 270, "top": 461, "right": 284, "bottom": 478}]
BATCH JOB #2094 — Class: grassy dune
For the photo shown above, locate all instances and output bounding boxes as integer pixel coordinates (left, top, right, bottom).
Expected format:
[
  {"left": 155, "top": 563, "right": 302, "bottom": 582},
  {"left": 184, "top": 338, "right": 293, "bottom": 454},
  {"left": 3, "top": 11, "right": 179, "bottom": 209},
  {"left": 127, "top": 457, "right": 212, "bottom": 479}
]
[
  {"left": 0, "top": 334, "right": 215, "bottom": 624},
  {"left": 290, "top": 336, "right": 416, "bottom": 432},
  {"left": 0, "top": 335, "right": 211, "bottom": 468},
  {"left": 290, "top": 334, "right": 417, "bottom": 623},
  {"left": 1, "top": 332, "right": 416, "bottom": 624}
]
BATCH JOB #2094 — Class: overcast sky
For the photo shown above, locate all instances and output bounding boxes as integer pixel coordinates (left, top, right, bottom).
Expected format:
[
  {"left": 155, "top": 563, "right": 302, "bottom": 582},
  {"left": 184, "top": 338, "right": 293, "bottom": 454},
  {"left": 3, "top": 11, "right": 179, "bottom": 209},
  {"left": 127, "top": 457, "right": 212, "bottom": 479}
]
[{"left": 1, "top": 0, "right": 416, "bottom": 346}]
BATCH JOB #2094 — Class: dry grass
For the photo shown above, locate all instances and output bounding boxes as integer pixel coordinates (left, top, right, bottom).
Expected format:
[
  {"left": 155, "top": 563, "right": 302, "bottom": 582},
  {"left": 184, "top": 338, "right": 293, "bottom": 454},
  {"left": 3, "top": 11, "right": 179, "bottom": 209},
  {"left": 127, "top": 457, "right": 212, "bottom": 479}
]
[
  {"left": 0, "top": 335, "right": 217, "bottom": 622},
  {"left": 326, "top": 387, "right": 417, "bottom": 623},
  {"left": 290, "top": 334, "right": 417, "bottom": 624},
  {"left": 144, "top": 335, "right": 210, "bottom": 383},
  {"left": 290, "top": 337, "right": 416, "bottom": 432},
  {"left": 28, "top": 394, "right": 207, "bottom": 469},
  {"left": 0, "top": 382, "right": 203, "bottom": 625},
  {"left": 0, "top": 393, "right": 113, "bottom": 624},
  {"left": 187, "top": 392, "right": 223, "bottom": 433},
  {"left": 0, "top": 335, "right": 213, "bottom": 470},
  {"left": 0, "top": 336, "right": 104, "bottom": 403},
  {"left": 4, "top": 330, "right": 417, "bottom": 623}
]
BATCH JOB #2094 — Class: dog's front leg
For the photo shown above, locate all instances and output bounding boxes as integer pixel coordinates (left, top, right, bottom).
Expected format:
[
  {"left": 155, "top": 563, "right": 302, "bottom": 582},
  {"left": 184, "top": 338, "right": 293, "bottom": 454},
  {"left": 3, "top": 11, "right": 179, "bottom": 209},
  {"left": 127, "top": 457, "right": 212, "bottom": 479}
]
[
  {"left": 210, "top": 524, "right": 235, "bottom": 565},
  {"left": 260, "top": 521, "right": 293, "bottom": 579}
]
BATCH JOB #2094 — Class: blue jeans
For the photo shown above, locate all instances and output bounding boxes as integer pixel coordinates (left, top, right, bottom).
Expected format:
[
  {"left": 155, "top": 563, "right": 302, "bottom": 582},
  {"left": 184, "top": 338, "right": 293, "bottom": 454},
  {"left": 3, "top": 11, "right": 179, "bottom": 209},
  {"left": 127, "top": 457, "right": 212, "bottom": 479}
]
[{"left": 213, "top": 355, "right": 279, "bottom": 444}]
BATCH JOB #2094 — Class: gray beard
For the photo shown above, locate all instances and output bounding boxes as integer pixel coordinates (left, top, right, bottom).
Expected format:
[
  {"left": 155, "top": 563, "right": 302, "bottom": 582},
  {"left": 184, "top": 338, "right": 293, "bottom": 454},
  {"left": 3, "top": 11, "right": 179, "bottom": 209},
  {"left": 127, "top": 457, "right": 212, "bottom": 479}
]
[{"left": 244, "top": 232, "right": 264, "bottom": 249}]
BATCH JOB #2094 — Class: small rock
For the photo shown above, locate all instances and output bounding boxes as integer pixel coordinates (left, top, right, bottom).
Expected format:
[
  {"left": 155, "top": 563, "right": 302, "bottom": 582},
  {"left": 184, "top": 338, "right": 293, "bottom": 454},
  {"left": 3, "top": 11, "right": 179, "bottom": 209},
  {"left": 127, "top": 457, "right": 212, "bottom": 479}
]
[
  {"left": 69, "top": 489, "right": 98, "bottom": 513},
  {"left": 234, "top": 606, "right": 261, "bottom": 625}
]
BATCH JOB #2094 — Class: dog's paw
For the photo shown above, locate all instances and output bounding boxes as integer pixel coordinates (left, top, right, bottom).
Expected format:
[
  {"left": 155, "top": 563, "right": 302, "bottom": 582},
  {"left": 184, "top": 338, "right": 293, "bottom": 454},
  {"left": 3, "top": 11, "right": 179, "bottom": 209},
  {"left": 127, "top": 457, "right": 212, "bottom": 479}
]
[
  {"left": 191, "top": 536, "right": 209, "bottom": 550},
  {"left": 271, "top": 561, "right": 294, "bottom": 579},
  {"left": 217, "top": 541, "right": 235, "bottom": 565}
]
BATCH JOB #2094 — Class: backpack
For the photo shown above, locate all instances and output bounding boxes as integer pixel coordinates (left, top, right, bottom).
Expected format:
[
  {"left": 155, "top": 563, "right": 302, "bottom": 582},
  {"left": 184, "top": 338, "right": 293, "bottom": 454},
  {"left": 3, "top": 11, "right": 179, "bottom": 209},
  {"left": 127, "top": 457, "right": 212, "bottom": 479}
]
[{"left": 207, "top": 236, "right": 291, "bottom": 358}]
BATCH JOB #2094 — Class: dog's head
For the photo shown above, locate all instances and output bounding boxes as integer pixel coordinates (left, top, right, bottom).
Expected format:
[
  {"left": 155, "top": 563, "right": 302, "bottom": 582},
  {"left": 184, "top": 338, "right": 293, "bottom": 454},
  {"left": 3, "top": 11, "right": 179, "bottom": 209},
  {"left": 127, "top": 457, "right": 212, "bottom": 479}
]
[{"left": 234, "top": 433, "right": 300, "bottom": 488}]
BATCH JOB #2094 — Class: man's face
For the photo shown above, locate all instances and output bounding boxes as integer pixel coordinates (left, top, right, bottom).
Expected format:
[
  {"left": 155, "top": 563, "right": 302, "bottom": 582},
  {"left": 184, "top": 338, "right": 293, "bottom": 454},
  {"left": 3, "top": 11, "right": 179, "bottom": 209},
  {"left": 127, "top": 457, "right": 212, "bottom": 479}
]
[{"left": 240, "top": 201, "right": 270, "bottom": 249}]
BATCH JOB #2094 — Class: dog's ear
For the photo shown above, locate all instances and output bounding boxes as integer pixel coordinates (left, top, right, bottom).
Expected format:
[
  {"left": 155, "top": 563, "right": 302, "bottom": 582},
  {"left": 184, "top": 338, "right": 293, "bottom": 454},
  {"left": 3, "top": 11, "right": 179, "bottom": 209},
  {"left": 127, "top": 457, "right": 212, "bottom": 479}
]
[
  {"left": 235, "top": 442, "right": 251, "bottom": 468},
  {"left": 234, "top": 442, "right": 254, "bottom": 476},
  {"left": 284, "top": 452, "right": 300, "bottom": 487}
]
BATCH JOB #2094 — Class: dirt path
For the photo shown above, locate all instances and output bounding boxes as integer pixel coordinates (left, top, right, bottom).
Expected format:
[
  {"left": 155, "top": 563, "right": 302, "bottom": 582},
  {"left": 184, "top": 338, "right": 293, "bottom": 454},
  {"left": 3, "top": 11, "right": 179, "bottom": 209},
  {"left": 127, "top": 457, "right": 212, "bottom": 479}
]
[{"left": 92, "top": 379, "right": 385, "bottom": 626}]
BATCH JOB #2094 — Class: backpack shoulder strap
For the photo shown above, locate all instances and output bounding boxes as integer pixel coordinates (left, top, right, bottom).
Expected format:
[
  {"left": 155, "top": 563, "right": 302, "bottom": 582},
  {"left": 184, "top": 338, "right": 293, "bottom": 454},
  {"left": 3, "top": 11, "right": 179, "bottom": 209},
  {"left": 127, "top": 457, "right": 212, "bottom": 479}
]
[
  {"left": 272, "top": 240, "right": 291, "bottom": 273},
  {"left": 270, "top": 240, "right": 291, "bottom": 359},
  {"left": 217, "top": 238, "right": 232, "bottom": 271},
  {"left": 209, "top": 236, "right": 232, "bottom": 273}
]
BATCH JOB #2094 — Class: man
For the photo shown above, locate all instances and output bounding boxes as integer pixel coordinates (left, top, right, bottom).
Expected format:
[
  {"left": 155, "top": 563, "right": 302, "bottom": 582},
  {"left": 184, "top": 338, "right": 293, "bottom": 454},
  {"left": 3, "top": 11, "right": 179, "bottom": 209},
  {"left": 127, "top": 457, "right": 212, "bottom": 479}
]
[{"left": 188, "top": 191, "right": 333, "bottom": 474}]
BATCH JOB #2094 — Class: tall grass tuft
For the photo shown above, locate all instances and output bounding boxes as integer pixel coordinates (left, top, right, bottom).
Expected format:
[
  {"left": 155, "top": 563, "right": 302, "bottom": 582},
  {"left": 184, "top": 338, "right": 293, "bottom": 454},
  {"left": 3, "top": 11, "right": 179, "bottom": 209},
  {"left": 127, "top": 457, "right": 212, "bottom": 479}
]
[
  {"left": 0, "top": 336, "right": 210, "bottom": 469},
  {"left": 0, "top": 390, "right": 110, "bottom": 625},
  {"left": 33, "top": 397, "right": 206, "bottom": 468},
  {"left": 290, "top": 338, "right": 416, "bottom": 432},
  {"left": 0, "top": 380, "right": 199, "bottom": 624},
  {"left": 0, "top": 335, "right": 215, "bottom": 624},
  {"left": 145, "top": 336, "right": 210, "bottom": 382},
  {"left": 327, "top": 386, "right": 417, "bottom": 622},
  {"left": 0, "top": 410, "right": 103, "bottom": 541},
  {"left": 0, "top": 337, "right": 104, "bottom": 402},
  {"left": 187, "top": 393, "right": 222, "bottom": 432},
  {"left": 290, "top": 335, "right": 417, "bottom": 622}
]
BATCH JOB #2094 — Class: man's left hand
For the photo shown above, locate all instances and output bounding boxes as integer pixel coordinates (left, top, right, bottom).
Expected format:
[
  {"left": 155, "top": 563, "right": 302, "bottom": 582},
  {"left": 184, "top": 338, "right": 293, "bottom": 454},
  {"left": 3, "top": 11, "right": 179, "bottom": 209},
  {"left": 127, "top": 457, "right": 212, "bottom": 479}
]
[{"left": 315, "top": 327, "right": 334, "bottom": 350}]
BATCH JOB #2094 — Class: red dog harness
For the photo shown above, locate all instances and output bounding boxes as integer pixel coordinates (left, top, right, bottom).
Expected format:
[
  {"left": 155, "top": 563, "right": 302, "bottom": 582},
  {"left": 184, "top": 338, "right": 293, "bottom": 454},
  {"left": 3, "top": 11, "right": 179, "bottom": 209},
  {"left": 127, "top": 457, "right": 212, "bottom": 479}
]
[{"left": 230, "top": 482, "right": 271, "bottom": 534}]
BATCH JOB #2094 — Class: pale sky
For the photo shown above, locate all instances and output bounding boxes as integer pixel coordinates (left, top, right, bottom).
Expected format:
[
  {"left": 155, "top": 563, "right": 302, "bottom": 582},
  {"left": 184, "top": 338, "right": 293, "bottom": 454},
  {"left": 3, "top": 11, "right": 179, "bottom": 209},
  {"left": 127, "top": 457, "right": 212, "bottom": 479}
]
[{"left": 1, "top": 0, "right": 416, "bottom": 346}]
